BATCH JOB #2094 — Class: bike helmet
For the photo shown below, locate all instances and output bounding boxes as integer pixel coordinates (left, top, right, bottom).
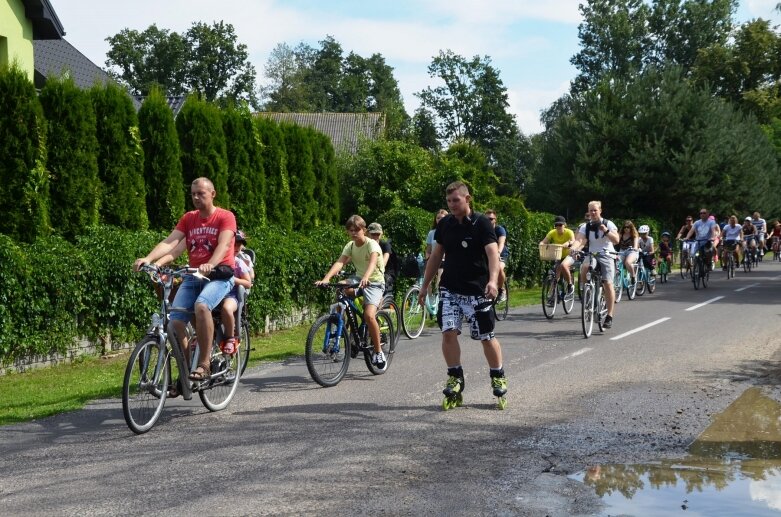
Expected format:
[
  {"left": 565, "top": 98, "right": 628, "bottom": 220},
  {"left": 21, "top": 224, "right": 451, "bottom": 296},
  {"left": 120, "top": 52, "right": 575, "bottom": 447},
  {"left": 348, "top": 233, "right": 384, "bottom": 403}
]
[
  {"left": 638, "top": 225, "right": 650, "bottom": 234},
  {"left": 661, "top": 231, "right": 671, "bottom": 237},
  {"left": 745, "top": 216, "right": 752, "bottom": 221},
  {"left": 235, "top": 229, "right": 247, "bottom": 243}
]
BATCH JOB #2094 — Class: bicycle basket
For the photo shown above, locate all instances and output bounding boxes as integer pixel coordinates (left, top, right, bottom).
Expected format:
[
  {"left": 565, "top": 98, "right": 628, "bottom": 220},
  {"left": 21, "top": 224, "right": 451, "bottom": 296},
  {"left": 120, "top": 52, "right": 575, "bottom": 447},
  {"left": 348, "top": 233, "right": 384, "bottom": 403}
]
[{"left": 539, "top": 243, "right": 564, "bottom": 261}]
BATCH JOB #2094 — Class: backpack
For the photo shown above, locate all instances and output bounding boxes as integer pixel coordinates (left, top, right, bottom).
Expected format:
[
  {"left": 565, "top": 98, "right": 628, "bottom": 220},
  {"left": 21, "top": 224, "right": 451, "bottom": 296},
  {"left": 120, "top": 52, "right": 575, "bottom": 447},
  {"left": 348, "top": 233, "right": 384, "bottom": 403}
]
[
  {"left": 385, "top": 239, "right": 400, "bottom": 279},
  {"left": 401, "top": 253, "right": 421, "bottom": 278}
]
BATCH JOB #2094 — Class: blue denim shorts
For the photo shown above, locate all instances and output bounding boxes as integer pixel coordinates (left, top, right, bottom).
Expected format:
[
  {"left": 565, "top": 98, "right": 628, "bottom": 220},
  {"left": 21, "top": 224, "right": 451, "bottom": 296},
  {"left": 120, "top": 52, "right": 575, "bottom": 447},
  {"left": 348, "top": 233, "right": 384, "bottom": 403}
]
[{"left": 169, "top": 275, "right": 235, "bottom": 322}]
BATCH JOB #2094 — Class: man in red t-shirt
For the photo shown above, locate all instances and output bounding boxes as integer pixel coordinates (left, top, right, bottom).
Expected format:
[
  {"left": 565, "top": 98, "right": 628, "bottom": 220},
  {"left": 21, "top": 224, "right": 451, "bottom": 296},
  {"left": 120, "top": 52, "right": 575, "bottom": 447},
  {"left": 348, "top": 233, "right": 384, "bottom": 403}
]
[{"left": 134, "top": 177, "right": 236, "bottom": 383}]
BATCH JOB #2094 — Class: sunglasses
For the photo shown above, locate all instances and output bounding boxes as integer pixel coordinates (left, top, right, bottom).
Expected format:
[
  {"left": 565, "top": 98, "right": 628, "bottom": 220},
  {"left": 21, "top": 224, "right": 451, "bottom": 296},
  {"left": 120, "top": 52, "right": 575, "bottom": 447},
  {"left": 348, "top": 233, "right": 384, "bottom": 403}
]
[
  {"left": 554, "top": 223, "right": 564, "bottom": 227},
  {"left": 700, "top": 212, "right": 708, "bottom": 215},
  {"left": 488, "top": 218, "right": 496, "bottom": 221}
]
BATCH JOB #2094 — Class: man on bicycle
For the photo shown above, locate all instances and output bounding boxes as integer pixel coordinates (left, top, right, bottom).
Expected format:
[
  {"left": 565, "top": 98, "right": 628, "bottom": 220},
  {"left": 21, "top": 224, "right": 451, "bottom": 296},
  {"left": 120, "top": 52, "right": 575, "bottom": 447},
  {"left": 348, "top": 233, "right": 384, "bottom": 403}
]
[
  {"left": 569, "top": 201, "right": 619, "bottom": 329},
  {"left": 134, "top": 177, "right": 237, "bottom": 383},
  {"left": 752, "top": 212, "right": 767, "bottom": 256},
  {"left": 485, "top": 210, "right": 509, "bottom": 302},
  {"left": 418, "top": 181, "right": 507, "bottom": 407},
  {"left": 685, "top": 208, "right": 719, "bottom": 270},
  {"left": 540, "top": 215, "right": 576, "bottom": 299}
]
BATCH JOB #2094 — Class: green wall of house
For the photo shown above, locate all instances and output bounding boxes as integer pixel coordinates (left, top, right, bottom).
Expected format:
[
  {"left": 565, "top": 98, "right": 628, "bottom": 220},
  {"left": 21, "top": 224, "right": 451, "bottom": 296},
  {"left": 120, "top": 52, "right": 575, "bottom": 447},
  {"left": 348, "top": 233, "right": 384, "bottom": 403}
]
[{"left": 0, "top": 0, "right": 34, "bottom": 79}]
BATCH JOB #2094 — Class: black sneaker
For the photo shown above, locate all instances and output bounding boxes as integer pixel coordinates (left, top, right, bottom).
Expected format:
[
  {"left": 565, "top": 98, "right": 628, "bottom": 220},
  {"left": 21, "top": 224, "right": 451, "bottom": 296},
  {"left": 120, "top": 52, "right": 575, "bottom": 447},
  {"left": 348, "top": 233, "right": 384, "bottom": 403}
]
[{"left": 603, "top": 315, "right": 613, "bottom": 329}]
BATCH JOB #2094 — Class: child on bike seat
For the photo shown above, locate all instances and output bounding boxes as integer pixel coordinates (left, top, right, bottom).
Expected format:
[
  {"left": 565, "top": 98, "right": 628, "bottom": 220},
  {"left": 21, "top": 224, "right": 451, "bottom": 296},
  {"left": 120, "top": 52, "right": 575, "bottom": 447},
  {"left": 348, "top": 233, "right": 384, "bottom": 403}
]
[
  {"left": 658, "top": 232, "right": 673, "bottom": 270},
  {"left": 315, "top": 215, "right": 387, "bottom": 369},
  {"left": 219, "top": 230, "right": 253, "bottom": 355}
]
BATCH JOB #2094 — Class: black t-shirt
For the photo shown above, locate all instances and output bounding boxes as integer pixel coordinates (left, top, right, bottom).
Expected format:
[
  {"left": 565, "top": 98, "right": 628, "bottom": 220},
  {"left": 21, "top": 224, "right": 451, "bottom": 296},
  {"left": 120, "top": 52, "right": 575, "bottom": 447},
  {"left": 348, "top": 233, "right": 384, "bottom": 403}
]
[{"left": 435, "top": 211, "right": 497, "bottom": 296}]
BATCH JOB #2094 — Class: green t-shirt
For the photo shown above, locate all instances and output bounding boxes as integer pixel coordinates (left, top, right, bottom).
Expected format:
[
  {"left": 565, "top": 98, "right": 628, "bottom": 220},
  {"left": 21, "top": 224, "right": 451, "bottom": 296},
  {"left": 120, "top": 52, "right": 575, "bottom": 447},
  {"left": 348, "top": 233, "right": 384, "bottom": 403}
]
[
  {"left": 342, "top": 239, "right": 385, "bottom": 283},
  {"left": 545, "top": 228, "right": 575, "bottom": 246}
]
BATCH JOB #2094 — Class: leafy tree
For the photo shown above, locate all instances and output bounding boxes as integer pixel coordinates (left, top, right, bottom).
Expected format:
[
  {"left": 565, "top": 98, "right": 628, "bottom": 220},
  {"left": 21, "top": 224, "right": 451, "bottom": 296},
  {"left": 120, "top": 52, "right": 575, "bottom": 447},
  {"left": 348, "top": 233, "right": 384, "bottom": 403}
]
[
  {"left": 0, "top": 65, "right": 49, "bottom": 241},
  {"left": 411, "top": 107, "right": 440, "bottom": 151},
  {"left": 260, "top": 42, "right": 309, "bottom": 111},
  {"left": 105, "top": 24, "right": 188, "bottom": 96},
  {"left": 39, "top": 76, "right": 100, "bottom": 240},
  {"left": 222, "top": 103, "right": 265, "bottom": 229},
  {"left": 105, "top": 21, "right": 258, "bottom": 107},
  {"left": 310, "top": 130, "right": 339, "bottom": 225},
  {"left": 90, "top": 82, "right": 148, "bottom": 230},
  {"left": 281, "top": 122, "right": 316, "bottom": 229},
  {"left": 137, "top": 88, "right": 184, "bottom": 229},
  {"left": 176, "top": 95, "right": 229, "bottom": 209},
  {"left": 254, "top": 116, "right": 292, "bottom": 230}
]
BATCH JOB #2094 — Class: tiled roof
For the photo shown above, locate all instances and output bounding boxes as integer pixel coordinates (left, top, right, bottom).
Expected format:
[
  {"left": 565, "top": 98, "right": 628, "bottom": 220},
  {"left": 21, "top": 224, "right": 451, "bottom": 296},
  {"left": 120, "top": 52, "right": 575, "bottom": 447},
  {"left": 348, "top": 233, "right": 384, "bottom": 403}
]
[
  {"left": 256, "top": 112, "right": 385, "bottom": 153},
  {"left": 132, "top": 95, "right": 187, "bottom": 117},
  {"left": 33, "top": 38, "right": 111, "bottom": 90}
]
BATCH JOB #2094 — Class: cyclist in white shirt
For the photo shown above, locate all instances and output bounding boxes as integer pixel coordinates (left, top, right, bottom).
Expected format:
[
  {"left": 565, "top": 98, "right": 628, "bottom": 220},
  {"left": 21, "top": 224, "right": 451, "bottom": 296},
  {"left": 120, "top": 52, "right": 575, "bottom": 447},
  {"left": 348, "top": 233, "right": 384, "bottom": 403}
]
[
  {"left": 637, "top": 225, "right": 655, "bottom": 272},
  {"left": 721, "top": 215, "right": 744, "bottom": 266},
  {"left": 569, "top": 200, "right": 619, "bottom": 329},
  {"left": 685, "top": 208, "right": 719, "bottom": 270},
  {"left": 752, "top": 211, "right": 767, "bottom": 256}
]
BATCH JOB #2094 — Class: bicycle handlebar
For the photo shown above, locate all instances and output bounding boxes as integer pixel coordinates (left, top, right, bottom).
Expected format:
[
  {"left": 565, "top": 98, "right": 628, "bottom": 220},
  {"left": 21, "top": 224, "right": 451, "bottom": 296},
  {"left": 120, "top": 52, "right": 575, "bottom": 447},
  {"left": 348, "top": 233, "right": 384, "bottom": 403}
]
[
  {"left": 138, "top": 263, "right": 206, "bottom": 284},
  {"left": 316, "top": 282, "right": 360, "bottom": 290}
]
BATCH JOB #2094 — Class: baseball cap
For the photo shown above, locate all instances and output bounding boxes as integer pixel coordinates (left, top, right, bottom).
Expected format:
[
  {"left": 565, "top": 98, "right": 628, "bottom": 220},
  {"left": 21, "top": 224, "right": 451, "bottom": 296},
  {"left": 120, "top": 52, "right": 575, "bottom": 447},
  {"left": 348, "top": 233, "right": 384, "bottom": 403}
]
[
  {"left": 554, "top": 215, "right": 567, "bottom": 225},
  {"left": 367, "top": 222, "right": 383, "bottom": 234}
]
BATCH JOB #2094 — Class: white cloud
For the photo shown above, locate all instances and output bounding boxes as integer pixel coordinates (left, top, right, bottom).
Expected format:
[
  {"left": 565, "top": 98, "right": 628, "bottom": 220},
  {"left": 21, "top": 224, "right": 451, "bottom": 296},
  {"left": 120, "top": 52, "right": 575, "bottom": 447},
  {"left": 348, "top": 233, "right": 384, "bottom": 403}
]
[
  {"left": 422, "top": 0, "right": 582, "bottom": 25},
  {"left": 507, "top": 80, "right": 570, "bottom": 135}
]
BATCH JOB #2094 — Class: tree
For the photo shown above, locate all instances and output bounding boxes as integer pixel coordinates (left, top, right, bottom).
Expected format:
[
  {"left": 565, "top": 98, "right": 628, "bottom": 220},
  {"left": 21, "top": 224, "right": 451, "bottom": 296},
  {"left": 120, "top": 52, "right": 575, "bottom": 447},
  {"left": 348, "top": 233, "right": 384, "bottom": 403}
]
[
  {"left": 90, "top": 82, "right": 148, "bottom": 230},
  {"left": 254, "top": 116, "right": 292, "bottom": 230},
  {"left": 105, "top": 21, "right": 258, "bottom": 107},
  {"left": 281, "top": 122, "right": 316, "bottom": 229},
  {"left": 310, "top": 130, "right": 339, "bottom": 225},
  {"left": 259, "top": 43, "right": 309, "bottom": 111},
  {"left": 138, "top": 88, "right": 185, "bottom": 230},
  {"left": 105, "top": 24, "right": 188, "bottom": 96},
  {"left": 222, "top": 103, "right": 265, "bottom": 229},
  {"left": 176, "top": 95, "right": 229, "bottom": 209},
  {"left": 0, "top": 65, "right": 49, "bottom": 241},
  {"left": 39, "top": 77, "right": 100, "bottom": 239}
]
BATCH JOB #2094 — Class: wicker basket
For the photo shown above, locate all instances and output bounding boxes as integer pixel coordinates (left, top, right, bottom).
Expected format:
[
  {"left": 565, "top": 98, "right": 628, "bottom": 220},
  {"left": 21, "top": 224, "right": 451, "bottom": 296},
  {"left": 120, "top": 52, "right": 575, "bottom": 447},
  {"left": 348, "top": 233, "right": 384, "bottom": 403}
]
[{"left": 539, "top": 243, "right": 564, "bottom": 261}]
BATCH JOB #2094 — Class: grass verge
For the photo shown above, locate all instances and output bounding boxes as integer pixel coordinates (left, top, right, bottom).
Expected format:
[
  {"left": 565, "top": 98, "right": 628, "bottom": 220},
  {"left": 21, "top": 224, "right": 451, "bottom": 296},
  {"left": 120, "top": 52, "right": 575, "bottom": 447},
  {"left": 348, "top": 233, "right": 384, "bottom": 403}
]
[{"left": 0, "top": 286, "right": 540, "bottom": 426}]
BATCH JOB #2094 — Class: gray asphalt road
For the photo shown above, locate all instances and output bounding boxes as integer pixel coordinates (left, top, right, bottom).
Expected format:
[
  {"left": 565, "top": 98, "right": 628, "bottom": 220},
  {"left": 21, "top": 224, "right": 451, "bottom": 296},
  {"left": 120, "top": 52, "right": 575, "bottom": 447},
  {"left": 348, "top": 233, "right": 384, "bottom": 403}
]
[{"left": 2, "top": 260, "right": 781, "bottom": 516}]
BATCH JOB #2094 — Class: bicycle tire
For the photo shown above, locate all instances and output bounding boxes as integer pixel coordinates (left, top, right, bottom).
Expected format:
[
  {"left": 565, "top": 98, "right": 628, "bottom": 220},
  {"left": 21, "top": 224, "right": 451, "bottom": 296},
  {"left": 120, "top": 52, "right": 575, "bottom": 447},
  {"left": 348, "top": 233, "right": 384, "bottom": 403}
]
[
  {"left": 561, "top": 278, "right": 575, "bottom": 314},
  {"left": 626, "top": 268, "right": 637, "bottom": 300},
  {"left": 692, "top": 260, "right": 701, "bottom": 289},
  {"left": 382, "top": 294, "right": 401, "bottom": 346},
  {"left": 646, "top": 272, "right": 656, "bottom": 294},
  {"left": 581, "top": 282, "right": 594, "bottom": 338},
  {"left": 636, "top": 270, "right": 646, "bottom": 296},
  {"left": 305, "top": 314, "right": 351, "bottom": 387},
  {"left": 729, "top": 256, "right": 735, "bottom": 279},
  {"left": 401, "top": 286, "right": 426, "bottom": 339},
  {"left": 541, "top": 274, "right": 557, "bottom": 319},
  {"left": 613, "top": 267, "right": 623, "bottom": 303},
  {"left": 122, "top": 337, "right": 169, "bottom": 434},
  {"left": 701, "top": 264, "right": 709, "bottom": 288},
  {"left": 365, "top": 310, "right": 395, "bottom": 375},
  {"left": 596, "top": 287, "right": 607, "bottom": 332},
  {"left": 239, "top": 320, "right": 250, "bottom": 376},
  {"left": 199, "top": 336, "right": 242, "bottom": 411},
  {"left": 494, "top": 278, "right": 510, "bottom": 321}
]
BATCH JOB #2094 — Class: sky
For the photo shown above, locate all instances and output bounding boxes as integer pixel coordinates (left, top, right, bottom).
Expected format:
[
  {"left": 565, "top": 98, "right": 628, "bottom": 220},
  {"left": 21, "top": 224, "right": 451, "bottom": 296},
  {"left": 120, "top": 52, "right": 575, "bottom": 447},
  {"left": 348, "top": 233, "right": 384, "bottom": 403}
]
[{"left": 51, "top": 0, "right": 781, "bottom": 135}]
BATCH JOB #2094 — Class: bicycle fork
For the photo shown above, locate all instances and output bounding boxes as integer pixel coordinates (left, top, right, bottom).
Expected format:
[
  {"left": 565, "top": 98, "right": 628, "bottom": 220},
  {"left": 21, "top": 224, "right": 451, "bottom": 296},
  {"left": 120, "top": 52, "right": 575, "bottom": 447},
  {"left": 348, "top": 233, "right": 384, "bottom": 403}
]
[{"left": 324, "top": 310, "right": 345, "bottom": 357}]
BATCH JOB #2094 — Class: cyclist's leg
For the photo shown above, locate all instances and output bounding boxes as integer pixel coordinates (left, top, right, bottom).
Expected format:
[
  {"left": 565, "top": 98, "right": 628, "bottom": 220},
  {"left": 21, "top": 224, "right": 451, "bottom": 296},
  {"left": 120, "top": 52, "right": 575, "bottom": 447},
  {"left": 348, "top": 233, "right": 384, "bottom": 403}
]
[
  {"left": 220, "top": 296, "right": 238, "bottom": 353},
  {"left": 559, "top": 255, "right": 574, "bottom": 286},
  {"left": 362, "top": 283, "right": 385, "bottom": 355},
  {"left": 169, "top": 276, "right": 202, "bottom": 363},
  {"left": 192, "top": 278, "right": 235, "bottom": 375}
]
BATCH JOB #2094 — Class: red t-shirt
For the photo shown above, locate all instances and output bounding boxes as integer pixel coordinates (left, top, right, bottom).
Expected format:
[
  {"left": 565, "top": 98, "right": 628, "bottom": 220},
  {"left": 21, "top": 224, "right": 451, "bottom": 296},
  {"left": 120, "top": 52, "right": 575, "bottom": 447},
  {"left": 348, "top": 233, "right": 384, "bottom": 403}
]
[{"left": 175, "top": 208, "right": 236, "bottom": 268}]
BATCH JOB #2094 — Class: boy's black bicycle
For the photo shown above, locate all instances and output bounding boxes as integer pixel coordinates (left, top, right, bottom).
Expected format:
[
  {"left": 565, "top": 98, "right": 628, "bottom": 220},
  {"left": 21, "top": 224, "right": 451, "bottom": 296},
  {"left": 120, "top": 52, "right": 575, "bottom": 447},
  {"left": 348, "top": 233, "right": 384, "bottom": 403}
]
[{"left": 306, "top": 282, "right": 397, "bottom": 387}]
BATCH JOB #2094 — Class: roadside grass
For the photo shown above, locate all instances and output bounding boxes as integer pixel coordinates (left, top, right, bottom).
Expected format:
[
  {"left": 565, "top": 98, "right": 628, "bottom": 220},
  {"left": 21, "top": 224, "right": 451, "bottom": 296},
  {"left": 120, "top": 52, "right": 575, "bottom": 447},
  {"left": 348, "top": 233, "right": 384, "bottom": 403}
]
[{"left": 0, "top": 285, "right": 540, "bottom": 426}]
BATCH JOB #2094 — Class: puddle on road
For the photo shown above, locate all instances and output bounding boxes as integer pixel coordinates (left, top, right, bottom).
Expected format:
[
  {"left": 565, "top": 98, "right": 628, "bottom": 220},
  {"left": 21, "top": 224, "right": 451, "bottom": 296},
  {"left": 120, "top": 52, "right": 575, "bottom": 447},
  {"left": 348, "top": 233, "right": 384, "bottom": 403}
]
[{"left": 571, "top": 388, "right": 781, "bottom": 515}]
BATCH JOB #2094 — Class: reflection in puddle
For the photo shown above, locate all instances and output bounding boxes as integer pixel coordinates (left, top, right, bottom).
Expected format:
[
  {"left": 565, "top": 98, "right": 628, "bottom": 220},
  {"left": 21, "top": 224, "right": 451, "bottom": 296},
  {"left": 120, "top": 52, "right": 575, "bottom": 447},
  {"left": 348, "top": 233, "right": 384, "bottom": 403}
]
[{"left": 572, "top": 388, "right": 781, "bottom": 515}]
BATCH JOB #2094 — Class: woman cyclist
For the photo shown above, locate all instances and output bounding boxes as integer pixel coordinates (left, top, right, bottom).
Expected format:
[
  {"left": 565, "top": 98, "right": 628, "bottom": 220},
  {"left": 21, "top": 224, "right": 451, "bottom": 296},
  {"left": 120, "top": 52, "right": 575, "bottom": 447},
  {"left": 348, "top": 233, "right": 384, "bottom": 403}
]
[
  {"left": 769, "top": 221, "right": 781, "bottom": 256},
  {"left": 721, "top": 215, "right": 744, "bottom": 268},
  {"left": 742, "top": 217, "right": 758, "bottom": 262},
  {"left": 637, "top": 225, "right": 655, "bottom": 273},
  {"left": 618, "top": 220, "right": 640, "bottom": 283}
]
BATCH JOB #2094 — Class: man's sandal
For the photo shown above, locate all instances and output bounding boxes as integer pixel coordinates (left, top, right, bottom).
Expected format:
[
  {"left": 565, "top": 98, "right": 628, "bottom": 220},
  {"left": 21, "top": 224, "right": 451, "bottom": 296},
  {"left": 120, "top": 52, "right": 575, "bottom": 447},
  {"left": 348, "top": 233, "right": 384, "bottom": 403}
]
[{"left": 189, "top": 364, "right": 211, "bottom": 381}]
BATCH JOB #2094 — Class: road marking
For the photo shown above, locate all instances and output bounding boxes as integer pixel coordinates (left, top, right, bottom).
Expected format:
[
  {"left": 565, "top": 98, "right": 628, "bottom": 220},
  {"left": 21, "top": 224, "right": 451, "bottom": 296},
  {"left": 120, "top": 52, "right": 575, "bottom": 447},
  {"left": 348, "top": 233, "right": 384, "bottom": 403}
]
[
  {"left": 546, "top": 348, "right": 593, "bottom": 366},
  {"left": 734, "top": 283, "right": 759, "bottom": 292},
  {"left": 610, "top": 318, "right": 670, "bottom": 341},
  {"left": 685, "top": 296, "right": 725, "bottom": 311},
  {"left": 772, "top": 275, "right": 781, "bottom": 280},
  {"left": 570, "top": 348, "right": 591, "bottom": 358}
]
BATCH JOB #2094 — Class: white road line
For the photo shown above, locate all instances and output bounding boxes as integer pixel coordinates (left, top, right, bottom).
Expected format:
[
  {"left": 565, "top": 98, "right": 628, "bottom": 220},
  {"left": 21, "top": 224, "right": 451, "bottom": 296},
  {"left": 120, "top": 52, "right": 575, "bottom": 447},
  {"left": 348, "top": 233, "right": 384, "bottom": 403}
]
[
  {"left": 772, "top": 275, "right": 781, "bottom": 280},
  {"left": 735, "top": 283, "right": 759, "bottom": 292},
  {"left": 609, "top": 317, "right": 671, "bottom": 341},
  {"left": 546, "top": 347, "right": 593, "bottom": 366},
  {"left": 570, "top": 348, "right": 591, "bottom": 358},
  {"left": 685, "top": 296, "right": 725, "bottom": 311}
]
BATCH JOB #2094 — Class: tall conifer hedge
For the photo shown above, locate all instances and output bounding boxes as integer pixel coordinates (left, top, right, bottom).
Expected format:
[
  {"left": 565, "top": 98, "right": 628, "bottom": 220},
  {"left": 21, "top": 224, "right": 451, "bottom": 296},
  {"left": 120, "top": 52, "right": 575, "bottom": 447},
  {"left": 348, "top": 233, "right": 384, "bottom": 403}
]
[
  {"left": 39, "top": 76, "right": 100, "bottom": 239},
  {"left": 223, "top": 104, "right": 265, "bottom": 228},
  {"left": 255, "top": 116, "right": 292, "bottom": 231},
  {"left": 0, "top": 65, "right": 49, "bottom": 241},
  {"left": 91, "top": 82, "right": 148, "bottom": 230},
  {"left": 138, "top": 89, "right": 185, "bottom": 230},
  {"left": 281, "top": 122, "right": 316, "bottom": 229}
]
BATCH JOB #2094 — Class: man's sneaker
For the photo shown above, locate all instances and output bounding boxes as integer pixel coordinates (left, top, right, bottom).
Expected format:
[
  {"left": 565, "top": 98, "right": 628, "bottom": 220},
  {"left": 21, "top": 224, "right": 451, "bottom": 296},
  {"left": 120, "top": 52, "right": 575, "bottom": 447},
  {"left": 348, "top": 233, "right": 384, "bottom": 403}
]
[
  {"left": 497, "top": 289, "right": 507, "bottom": 303},
  {"left": 603, "top": 315, "right": 613, "bottom": 329},
  {"left": 372, "top": 351, "right": 386, "bottom": 369}
]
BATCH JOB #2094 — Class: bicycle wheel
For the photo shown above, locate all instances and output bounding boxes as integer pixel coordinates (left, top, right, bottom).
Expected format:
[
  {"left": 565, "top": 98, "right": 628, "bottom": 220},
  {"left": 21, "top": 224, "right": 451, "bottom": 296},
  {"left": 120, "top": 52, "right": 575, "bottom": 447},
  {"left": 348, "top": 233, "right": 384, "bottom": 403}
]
[
  {"left": 401, "top": 286, "right": 426, "bottom": 339},
  {"left": 692, "top": 260, "right": 701, "bottom": 289},
  {"left": 365, "top": 310, "right": 395, "bottom": 375},
  {"left": 646, "top": 271, "right": 656, "bottom": 294},
  {"left": 701, "top": 263, "right": 709, "bottom": 288},
  {"left": 581, "top": 282, "right": 594, "bottom": 338},
  {"left": 239, "top": 320, "right": 250, "bottom": 376},
  {"left": 613, "top": 267, "right": 623, "bottom": 303},
  {"left": 199, "top": 338, "right": 242, "bottom": 411},
  {"left": 541, "top": 274, "right": 557, "bottom": 319},
  {"left": 625, "top": 268, "right": 637, "bottom": 300},
  {"left": 305, "top": 314, "right": 351, "bottom": 387},
  {"left": 636, "top": 270, "right": 646, "bottom": 296},
  {"left": 679, "top": 253, "right": 687, "bottom": 279},
  {"left": 494, "top": 278, "right": 510, "bottom": 321},
  {"left": 122, "top": 337, "right": 170, "bottom": 434},
  {"left": 596, "top": 288, "right": 607, "bottom": 332},
  {"left": 382, "top": 294, "right": 401, "bottom": 346},
  {"left": 562, "top": 278, "right": 575, "bottom": 314}
]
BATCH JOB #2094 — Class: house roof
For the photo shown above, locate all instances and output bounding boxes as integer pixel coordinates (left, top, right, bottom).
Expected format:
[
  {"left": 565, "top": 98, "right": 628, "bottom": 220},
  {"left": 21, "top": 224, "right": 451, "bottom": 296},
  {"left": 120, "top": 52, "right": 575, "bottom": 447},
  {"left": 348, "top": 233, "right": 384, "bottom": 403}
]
[
  {"left": 33, "top": 38, "right": 111, "bottom": 90},
  {"left": 132, "top": 94, "right": 187, "bottom": 117},
  {"left": 256, "top": 112, "right": 385, "bottom": 153},
  {"left": 22, "top": 0, "right": 65, "bottom": 39}
]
